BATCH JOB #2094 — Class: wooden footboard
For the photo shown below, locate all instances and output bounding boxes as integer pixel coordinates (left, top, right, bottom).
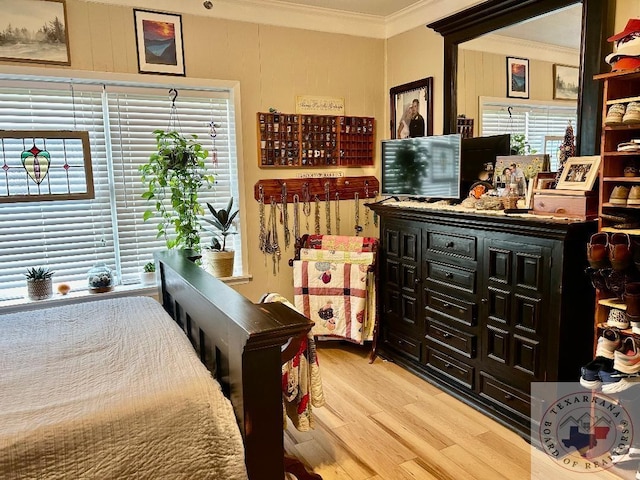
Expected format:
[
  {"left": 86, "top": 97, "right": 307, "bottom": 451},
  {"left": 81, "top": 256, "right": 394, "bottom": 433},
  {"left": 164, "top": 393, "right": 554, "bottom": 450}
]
[{"left": 155, "top": 250, "right": 313, "bottom": 480}]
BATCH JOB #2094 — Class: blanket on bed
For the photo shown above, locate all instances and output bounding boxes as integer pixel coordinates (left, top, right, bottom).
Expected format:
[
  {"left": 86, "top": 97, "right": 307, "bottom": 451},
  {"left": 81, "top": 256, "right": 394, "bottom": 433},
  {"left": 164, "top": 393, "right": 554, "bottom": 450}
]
[{"left": 0, "top": 296, "right": 248, "bottom": 480}]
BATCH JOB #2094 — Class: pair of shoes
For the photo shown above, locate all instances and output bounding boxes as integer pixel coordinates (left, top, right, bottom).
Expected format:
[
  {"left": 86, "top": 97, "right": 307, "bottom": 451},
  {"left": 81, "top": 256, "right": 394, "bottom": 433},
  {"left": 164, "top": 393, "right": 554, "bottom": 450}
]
[
  {"left": 608, "top": 308, "right": 630, "bottom": 329},
  {"left": 586, "top": 232, "right": 633, "bottom": 271},
  {"left": 580, "top": 355, "right": 614, "bottom": 389},
  {"left": 601, "top": 337, "right": 640, "bottom": 394},
  {"left": 586, "top": 267, "right": 611, "bottom": 294},
  {"left": 605, "top": 103, "right": 626, "bottom": 125},
  {"left": 609, "top": 185, "right": 640, "bottom": 205},
  {"left": 611, "top": 444, "right": 640, "bottom": 463},
  {"left": 624, "top": 101, "right": 640, "bottom": 124}
]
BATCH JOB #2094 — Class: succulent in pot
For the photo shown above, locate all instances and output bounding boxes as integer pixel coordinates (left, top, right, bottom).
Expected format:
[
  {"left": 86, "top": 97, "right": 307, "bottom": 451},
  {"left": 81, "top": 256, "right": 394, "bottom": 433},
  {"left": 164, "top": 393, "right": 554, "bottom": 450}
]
[
  {"left": 25, "top": 267, "right": 54, "bottom": 301},
  {"left": 141, "top": 261, "right": 157, "bottom": 286},
  {"left": 201, "top": 198, "right": 239, "bottom": 278}
]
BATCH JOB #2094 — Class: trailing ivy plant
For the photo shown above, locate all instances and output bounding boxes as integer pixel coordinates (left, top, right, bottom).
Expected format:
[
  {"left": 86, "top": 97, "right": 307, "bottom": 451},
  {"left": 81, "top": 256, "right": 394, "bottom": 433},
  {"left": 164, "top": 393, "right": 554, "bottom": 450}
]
[{"left": 140, "top": 130, "right": 214, "bottom": 250}]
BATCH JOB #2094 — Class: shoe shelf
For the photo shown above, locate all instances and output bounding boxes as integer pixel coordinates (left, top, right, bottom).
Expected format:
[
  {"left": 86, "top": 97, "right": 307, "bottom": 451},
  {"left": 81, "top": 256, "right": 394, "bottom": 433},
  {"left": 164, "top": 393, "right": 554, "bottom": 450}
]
[
  {"left": 602, "top": 203, "right": 640, "bottom": 208},
  {"left": 601, "top": 227, "right": 640, "bottom": 235},
  {"left": 599, "top": 297, "right": 626, "bottom": 310},
  {"left": 606, "top": 95, "right": 640, "bottom": 105},
  {"left": 604, "top": 124, "right": 640, "bottom": 131},
  {"left": 602, "top": 151, "right": 640, "bottom": 156}
]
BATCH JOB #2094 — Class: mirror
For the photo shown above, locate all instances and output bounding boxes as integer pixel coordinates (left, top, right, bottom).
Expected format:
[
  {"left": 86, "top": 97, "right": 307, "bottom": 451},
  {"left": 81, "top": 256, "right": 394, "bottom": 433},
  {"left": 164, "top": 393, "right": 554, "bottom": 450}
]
[{"left": 427, "top": 0, "right": 611, "bottom": 156}]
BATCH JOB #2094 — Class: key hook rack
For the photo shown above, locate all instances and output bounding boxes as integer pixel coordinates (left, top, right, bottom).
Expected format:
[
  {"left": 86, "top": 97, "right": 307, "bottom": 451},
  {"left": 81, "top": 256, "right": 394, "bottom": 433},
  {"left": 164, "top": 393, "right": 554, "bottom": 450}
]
[{"left": 254, "top": 176, "right": 379, "bottom": 203}]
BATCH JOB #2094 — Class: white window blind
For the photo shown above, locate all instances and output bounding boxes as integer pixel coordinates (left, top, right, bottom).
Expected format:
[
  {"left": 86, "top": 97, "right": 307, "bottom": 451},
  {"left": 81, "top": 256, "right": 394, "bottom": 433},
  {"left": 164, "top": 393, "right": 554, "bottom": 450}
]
[
  {"left": 0, "top": 76, "right": 240, "bottom": 291},
  {"left": 480, "top": 98, "right": 577, "bottom": 170}
]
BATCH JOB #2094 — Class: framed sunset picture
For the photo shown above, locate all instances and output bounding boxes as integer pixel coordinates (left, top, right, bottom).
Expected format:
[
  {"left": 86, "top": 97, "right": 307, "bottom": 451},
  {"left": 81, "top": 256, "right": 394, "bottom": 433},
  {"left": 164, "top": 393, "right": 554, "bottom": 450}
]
[
  {"left": 134, "top": 9, "right": 185, "bottom": 76},
  {"left": 506, "top": 57, "right": 529, "bottom": 99}
]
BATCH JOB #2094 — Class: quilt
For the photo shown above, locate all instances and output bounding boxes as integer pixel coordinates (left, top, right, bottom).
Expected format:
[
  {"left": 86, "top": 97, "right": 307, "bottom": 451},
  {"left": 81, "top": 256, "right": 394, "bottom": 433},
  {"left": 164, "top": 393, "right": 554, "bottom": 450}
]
[
  {"left": 0, "top": 296, "right": 248, "bottom": 480},
  {"left": 294, "top": 260, "right": 370, "bottom": 344}
]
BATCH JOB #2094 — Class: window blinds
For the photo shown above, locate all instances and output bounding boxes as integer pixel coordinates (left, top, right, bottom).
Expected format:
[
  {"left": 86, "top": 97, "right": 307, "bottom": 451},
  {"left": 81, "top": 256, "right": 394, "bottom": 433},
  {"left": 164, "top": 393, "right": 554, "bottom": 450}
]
[{"left": 0, "top": 78, "right": 239, "bottom": 291}]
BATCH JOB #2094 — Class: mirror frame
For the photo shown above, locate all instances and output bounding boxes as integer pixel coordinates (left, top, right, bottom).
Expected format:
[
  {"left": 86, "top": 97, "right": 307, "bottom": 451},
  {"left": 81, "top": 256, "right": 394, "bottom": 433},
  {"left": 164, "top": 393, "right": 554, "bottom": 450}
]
[{"left": 427, "top": 0, "right": 611, "bottom": 156}]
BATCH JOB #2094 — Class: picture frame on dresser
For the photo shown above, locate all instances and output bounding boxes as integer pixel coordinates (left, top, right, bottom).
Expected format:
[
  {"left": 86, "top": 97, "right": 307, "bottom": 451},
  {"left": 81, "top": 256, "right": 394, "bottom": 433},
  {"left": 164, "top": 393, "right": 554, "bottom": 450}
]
[
  {"left": 389, "top": 77, "right": 433, "bottom": 139},
  {"left": 556, "top": 155, "right": 601, "bottom": 191}
]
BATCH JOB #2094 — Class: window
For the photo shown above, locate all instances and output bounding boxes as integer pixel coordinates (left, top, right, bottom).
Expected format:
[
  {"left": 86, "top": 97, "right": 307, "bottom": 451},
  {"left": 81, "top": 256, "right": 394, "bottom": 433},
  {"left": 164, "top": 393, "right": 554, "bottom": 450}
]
[
  {"left": 0, "top": 73, "right": 241, "bottom": 292},
  {"left": 480, "top": 97, "right": 577, "bottom": 170}
]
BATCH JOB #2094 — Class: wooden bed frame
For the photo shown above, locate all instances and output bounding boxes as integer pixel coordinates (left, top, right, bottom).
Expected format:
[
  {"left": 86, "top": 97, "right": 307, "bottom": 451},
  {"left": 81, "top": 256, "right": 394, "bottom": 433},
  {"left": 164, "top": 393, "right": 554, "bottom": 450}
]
[{"left": 156, "top": 250, "right": 314, "bottom": 480}]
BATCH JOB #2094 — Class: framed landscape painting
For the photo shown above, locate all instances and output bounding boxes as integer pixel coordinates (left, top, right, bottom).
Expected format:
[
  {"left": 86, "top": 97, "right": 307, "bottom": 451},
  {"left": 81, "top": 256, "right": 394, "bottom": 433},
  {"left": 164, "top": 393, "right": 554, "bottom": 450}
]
[
  {"left": 506, "top": 57, "right": 529, "bottom": 99},
  {"left": 0, "top": 0, "right": 70, "bottom": 65},
  {"left": 554, "top": 64, "right": 579, "bottom": 100},
  {"left": 134, "top": 9, "right": 185, "bottom": 76}
]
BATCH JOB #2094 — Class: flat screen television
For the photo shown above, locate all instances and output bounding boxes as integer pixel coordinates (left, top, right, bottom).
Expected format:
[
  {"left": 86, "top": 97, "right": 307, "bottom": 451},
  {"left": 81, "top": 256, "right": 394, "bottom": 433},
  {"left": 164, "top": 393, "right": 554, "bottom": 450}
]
[
  {"left": 460, "top": 134, "right": 511, "bottom": 196},
  {"left": 381, "top": 134, "right": 461, "bottom": 199}
]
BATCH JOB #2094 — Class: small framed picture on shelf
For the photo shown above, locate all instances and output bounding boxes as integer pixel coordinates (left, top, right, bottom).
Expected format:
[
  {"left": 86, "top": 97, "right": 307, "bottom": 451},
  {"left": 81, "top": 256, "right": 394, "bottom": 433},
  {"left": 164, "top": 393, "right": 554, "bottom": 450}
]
[
  {"left": 506, "top": 57, "right": 529, "bottom": 99},
  {"left": 556, "top": 156, "right": 601, "bottom": 191}
]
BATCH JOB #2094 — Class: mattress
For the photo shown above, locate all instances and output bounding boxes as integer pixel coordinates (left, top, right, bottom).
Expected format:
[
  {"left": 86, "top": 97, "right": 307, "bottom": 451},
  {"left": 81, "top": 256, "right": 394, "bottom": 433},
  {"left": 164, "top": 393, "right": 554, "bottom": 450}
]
[{"left": 0, "top": 296, "right": 248, "bottom": 479}]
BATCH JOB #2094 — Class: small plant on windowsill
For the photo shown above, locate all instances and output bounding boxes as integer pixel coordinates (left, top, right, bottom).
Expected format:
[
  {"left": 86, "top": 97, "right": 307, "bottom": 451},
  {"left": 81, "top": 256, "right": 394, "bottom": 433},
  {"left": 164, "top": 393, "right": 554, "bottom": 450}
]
[
  {"left": 201, "top": 198, "right": 239, "bottom": 278},
  {"left": 141, "top": 261, "right": 157, "bottom": 286},
  {"left": 25, "top": 267, "right": 54, "bottom": 301},
  {"left": 140, "top": 130, "right": 214, "bottom": 251}
]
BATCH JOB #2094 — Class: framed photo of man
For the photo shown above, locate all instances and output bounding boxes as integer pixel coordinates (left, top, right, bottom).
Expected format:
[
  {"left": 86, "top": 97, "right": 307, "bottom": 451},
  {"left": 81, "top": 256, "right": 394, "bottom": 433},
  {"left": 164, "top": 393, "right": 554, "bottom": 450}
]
[{"left": 390, "top": 77, "right": 433, "bottom": 139}]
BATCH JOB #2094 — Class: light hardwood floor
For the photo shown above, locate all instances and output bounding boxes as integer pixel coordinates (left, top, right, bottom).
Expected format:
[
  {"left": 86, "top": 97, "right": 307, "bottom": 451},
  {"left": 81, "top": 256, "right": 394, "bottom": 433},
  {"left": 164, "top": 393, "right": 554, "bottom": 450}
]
[{"left": 284, "top": 343, "right": 635, "bottom": 480}]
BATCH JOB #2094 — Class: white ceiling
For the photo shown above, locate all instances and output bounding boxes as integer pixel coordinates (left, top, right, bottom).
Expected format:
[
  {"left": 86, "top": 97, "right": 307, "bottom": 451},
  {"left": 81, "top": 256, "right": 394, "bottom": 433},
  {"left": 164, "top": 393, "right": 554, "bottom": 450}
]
[{"left": 269, "top": 0, "right": 422, "bottom": 17}]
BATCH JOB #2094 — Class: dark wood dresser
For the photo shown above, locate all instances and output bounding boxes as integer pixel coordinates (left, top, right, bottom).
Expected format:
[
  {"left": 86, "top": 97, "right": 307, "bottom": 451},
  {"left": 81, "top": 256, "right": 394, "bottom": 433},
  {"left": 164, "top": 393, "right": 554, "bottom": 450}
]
[{"left": 369, "top": 202, "right": 597, "bottom": 438}]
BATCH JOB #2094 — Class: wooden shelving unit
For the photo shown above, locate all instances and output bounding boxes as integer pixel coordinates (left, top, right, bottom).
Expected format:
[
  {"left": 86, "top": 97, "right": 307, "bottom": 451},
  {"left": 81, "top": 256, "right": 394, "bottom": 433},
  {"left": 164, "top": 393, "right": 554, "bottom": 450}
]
[{"left": 257, "top": 112, "right": 375, "bottom": 168}]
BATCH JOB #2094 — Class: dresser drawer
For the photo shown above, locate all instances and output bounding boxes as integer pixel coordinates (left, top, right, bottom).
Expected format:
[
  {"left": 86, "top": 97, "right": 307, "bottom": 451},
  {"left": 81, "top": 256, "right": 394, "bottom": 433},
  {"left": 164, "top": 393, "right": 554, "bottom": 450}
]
[
  {"left": 427, "top": 231, "right": 477, "bottom": 261},
  {"left": 425, "top": 289, "right": 476, "bottom": 326},
  {"left": 427, "top": 261, "right": 476, "bottom": 293},
  {"left": 384, "top": 330, "right": 421, "bottom": 362},
  {"left": 479, "top": 372, "right": 531, "bottom": 418},
  {"left": 426, "top": 320, "right": 476, "bottom": 358},
  {"left": 426, "top": 347, "right": 474, "bottom": 389}
]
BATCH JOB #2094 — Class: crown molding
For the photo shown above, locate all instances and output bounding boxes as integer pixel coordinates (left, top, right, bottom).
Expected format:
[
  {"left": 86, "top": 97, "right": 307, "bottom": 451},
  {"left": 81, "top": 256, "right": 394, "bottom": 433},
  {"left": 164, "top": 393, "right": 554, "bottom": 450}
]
[
  {"left": 460, "top": 33, "right": 580, "bottom": 65},
  {"left": 82, "top": 0, "right": 485, "bottom": 39}
]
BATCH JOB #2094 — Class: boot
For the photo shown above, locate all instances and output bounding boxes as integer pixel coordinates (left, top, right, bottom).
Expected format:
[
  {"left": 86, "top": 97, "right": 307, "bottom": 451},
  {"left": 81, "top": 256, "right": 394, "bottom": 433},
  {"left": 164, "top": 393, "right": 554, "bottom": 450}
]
[{"left": 625, "top": 282, "right": 640, "bottom": 321}]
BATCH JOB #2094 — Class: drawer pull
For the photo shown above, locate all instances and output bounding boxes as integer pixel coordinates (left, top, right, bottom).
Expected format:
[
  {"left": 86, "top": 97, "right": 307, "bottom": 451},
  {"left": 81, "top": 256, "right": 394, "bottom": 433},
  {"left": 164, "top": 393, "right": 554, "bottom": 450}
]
[
  {"left": 445, "top": 272, "right": 454, "bottom": 279},
  {"left": 446, "top": 241, "right": 454, "bottom": 248},
  {"left": 442, "top": 303, "right": 451, "bottom": 309},
  {"left": 444, "top": 362, "right": 453, "bottom": 369},
  {"left": 442, "top": 332, "right": 452, "bottom": 339},
  {"left": 414, "top": 277, "right": 421, "bottom": 286},
  {"left": 504, "top": 393, "right": 513, "bottom": 401}
]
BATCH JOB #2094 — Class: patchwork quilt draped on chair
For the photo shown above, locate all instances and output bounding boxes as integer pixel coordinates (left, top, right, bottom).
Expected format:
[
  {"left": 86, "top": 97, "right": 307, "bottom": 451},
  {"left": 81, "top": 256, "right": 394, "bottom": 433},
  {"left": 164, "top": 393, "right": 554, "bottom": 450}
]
[{"left": 293, "top": 235, "right": 378, "bottom": 345}]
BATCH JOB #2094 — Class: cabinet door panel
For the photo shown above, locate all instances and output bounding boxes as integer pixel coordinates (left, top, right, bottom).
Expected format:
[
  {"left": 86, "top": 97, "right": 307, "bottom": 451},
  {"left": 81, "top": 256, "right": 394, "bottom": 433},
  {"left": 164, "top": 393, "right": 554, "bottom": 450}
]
[
  {"left": 513, "top": 334, "right": 540, "bottom": 377},
  {"left": 385, "top": 259, "right": 400, "bottom": 287},
  {"left": 385, "top": 228, "right": 400, "bottom": 258},
  {"left": 487, "top": 286, "right": 510, "bottom": 326},
  {"left": 514, "top": 293, "right": 541, "bottom": 335},
  {"left": 401, "top": 229, "right": 420, "bottom": 262},
  {"left": 486, "top": 325, "right": 509, "bottom": 365},
  {"left": 487, "top": 247, "right": 511, "bottom": 285},
  {"left": 515, "top": 252, "right": 544, "bottom": 292},
  {"left": 401, "top": 264, "right": 418, "bottom": 294}
]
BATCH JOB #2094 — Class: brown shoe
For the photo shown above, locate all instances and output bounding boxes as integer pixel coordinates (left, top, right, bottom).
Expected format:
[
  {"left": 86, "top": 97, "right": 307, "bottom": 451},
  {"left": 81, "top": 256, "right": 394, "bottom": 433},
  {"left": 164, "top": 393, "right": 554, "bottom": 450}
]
[
  {"left": 588, "top": 232, "right": 609, "bottom": 268},
  {"left": 609, "top": 232, "right": 633, "bottom": 271},
  {"left": 610, "top": 185, "right": 630, "bottom": 205},
  {"left": 625, "top": 282, "right": 640, "bottom": 320}
]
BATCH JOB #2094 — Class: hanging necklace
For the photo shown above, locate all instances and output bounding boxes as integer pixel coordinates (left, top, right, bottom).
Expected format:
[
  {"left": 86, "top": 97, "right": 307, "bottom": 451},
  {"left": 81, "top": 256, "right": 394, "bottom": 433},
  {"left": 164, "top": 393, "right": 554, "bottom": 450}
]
[
  {"left": 302, "top": 183, "right": 311, "bottom": 232},
  {"left": 364, "top": 182, "right": 370, "bottom": 227},
  {"left": 268, "top": 197, "right": 281, "bottom": 275},
  {"left": 258, "top": 185, "right": 267, "bottom": 253},
  {"left": 354, "top": 192, "right": 362, "bottom": 236},
  {"left": 314, "top": 196, "right": 321, "bottom": 235},
  {"left": 281, "top": 183, "right": 290, "bottom": 249},
  {"left": 335, "top": 192, "right": 341, "bottom": 235},
  {"left": 324, "top": 181, "right": 331, "bottom": 235},
  {"left": 293, "top": 194, "right": 301, "bottom": 243}
]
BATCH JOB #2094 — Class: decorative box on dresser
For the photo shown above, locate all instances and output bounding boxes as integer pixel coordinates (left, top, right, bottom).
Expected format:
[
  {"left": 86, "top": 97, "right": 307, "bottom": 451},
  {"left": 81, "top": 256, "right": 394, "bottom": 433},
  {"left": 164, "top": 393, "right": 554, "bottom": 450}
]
[{"left": 368, "top": 202, "right": 597, "bottom": 438}]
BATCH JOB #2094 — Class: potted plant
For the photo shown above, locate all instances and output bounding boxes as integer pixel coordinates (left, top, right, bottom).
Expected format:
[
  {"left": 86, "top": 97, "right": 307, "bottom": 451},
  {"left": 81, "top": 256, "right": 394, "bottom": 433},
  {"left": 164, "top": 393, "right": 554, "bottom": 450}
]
[
  {"left": 141, "top": 261, "right": 156, "bottom": 285},
  {"left": 201, "top": 198, "right": 239, "bottom": 278},
  {"left": 25, "top": 267, "right": 54, "bottom": 301},
  {"left": 140, "top": 130, "right": 214, "bottom": 250}
]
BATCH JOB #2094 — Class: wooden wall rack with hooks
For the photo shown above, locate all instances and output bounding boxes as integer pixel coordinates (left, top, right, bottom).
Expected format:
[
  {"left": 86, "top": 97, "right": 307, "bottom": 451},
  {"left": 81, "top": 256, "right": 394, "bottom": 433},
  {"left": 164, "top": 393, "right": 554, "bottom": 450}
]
[{"left": 253, "top": 176, "right": 379, "bottom": 203}]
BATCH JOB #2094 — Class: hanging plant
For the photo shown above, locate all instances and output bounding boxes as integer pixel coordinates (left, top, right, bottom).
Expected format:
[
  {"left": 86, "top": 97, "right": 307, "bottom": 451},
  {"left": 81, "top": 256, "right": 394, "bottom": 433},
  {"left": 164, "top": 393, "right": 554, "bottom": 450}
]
[{"left": 140, "top": 129, "right": 214, "bottom": 250}]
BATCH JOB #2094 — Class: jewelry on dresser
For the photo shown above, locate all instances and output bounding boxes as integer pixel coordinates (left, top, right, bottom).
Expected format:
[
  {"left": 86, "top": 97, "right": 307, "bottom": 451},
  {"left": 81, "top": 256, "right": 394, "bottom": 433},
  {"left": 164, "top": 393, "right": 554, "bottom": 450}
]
[
  {"left": 258, "top": 185, "right": 267, "bottom": 253},
  {"left": 281, "top": 183, "right": 290, "bottom": 249},
  {"left": 324, "top": 181, "right": 331, "bottom": 235},
  {"left": 335, "top": 192, "right": 341, "bottom": 235},
  {"left": 292, "top": 194, "right": 301, "bottom": 243},
  {"left": 302, "top": 182, "right": 311, "bottom": 232},
  {"left": 354, "top": 192, "right": 362, "bottom": 236},
  {"left": 314, "top": 195, "right": 321, "bottom": 235}
]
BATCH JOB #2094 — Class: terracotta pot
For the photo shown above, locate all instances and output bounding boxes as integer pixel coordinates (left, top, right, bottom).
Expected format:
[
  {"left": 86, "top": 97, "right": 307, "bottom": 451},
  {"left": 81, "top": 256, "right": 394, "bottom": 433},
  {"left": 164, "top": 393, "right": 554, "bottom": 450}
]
[{"left": 202, "top": 249, "right": 235, "bottom": 278}]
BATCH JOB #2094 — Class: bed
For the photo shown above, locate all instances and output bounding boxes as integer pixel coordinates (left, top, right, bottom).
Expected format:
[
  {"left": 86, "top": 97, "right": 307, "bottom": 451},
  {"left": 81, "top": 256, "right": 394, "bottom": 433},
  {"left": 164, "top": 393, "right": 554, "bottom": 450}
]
[{"left": 0, "top": 249, "right": 314, "bottom": 480}]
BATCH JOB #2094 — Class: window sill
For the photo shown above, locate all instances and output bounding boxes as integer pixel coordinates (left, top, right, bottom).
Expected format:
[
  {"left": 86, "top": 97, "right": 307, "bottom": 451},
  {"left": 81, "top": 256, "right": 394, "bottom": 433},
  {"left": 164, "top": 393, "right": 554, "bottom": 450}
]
[{"left": 0, "top": 273, "right": 252, "bottom": 315}]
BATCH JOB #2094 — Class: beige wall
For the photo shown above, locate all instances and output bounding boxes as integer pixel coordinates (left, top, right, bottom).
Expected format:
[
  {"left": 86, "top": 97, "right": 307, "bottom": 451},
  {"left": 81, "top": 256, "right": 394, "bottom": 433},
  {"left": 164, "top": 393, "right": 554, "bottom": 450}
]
[{"left": 0, "top": 0, "right": 386, "bottom": 302}]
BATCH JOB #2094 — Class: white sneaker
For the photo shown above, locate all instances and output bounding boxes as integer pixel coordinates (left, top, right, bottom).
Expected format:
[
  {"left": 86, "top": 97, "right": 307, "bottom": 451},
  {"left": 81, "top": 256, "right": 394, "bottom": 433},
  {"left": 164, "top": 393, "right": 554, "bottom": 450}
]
[
  {"left": 612, "top": 445, "right": 640, "bottom": 463},
  {"left": 608, "top": 308, "right": 630, "bottom": 329}
]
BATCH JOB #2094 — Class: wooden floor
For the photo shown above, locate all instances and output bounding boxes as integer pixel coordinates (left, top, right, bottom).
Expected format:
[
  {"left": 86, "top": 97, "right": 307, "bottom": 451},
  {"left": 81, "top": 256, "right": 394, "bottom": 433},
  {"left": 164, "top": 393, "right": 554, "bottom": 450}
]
[{"left": 284, "top": 343, "right": 635, "bottom": 480}]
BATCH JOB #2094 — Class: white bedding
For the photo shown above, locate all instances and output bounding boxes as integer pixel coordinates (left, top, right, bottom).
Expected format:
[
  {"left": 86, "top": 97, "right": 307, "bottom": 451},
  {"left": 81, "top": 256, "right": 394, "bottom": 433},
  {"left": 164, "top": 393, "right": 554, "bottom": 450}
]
[{"left": 0, "top": 296, "right": 248, "bottom": 480}]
